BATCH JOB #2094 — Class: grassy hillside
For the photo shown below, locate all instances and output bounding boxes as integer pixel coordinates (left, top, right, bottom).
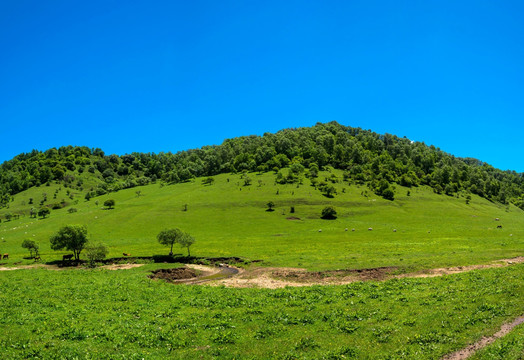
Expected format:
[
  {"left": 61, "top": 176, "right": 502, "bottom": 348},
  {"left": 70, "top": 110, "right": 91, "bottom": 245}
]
[{"left": 1, "top": 169, "right": 522, "bottom": 271}]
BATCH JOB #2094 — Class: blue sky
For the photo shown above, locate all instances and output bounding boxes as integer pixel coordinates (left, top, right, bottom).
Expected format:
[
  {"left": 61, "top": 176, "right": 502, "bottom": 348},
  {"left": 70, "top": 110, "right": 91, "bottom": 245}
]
[{"left": 1, "top": 0, "right": 523, "bottom": 171}]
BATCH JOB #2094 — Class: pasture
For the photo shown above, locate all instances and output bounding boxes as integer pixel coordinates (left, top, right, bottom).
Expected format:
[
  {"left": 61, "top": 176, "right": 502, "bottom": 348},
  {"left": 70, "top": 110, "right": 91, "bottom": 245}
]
[
  {"left": 0, "top": 170, "right": 522, "bottom": 271},
  {"left": 0, "top": 264, "right": 523, "bottom": 359},
  {"left": 0, "top": 170, "right": 523, "bottom": 359}
]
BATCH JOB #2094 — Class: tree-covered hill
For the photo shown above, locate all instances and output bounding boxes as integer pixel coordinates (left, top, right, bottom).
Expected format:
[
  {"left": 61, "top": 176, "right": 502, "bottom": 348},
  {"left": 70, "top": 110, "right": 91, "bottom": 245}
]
[{"left": 1, "top": 121, "right": 523, "bottom": 210}]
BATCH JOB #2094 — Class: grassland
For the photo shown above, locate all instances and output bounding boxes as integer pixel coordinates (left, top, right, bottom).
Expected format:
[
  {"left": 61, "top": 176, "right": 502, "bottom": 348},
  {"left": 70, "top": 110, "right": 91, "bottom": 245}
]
[
  {"left": 0, "top": 170, "right": 522, "bottom": 271},
  {"left": 0, "top": 264, "right": 522, "bottom": 359},
  {"left": 471, "top": 323, "right": 524, "bottom": 359},
  {"left": 1, "top": 170, "right": 523, "bottom": 358}
]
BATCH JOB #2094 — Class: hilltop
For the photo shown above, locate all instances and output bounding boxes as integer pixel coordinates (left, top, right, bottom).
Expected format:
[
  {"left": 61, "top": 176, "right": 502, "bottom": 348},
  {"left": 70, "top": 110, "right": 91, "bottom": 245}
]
[
  {"left": 0, "top": 122, "right": 522, "bottom": 271},
  {"left": 1, "top": 122, "right": 523, "bottom": 214}
]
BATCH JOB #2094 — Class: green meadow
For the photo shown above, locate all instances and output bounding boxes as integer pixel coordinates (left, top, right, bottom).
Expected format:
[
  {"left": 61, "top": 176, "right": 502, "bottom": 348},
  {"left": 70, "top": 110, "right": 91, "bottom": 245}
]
[
  {"left": 0, "top": 264, "right": 523, "bottom": 359},
  {"left": 1, "top": 169, "right": 523, "bottom": 359},
  {"left": 471, "top": 323, "right": 524, "bottom": 360},
  {"left": 1, "top": 170, "right": 522, "bottom": 271}
]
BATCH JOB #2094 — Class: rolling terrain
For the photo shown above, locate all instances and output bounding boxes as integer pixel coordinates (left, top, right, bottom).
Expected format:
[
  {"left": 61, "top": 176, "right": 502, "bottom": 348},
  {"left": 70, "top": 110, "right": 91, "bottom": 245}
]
[
  {"left": 0, "top": 124, "right": 523, "bottom": 359},
  {"left": 0, "top": 169, "right": 522, "bottom": 271}
]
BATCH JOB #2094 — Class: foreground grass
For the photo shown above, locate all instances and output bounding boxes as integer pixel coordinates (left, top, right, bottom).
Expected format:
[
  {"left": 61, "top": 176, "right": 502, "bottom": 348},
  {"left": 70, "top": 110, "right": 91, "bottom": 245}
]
[
  {"left": 1, "top": 171, "right": 523, "bottom": 272},
  {"left": 470, "top": 323, "right": 524, "bottom": 360},
  {"left": 0, "top": 264, "right": 522, "bottom": 359}
]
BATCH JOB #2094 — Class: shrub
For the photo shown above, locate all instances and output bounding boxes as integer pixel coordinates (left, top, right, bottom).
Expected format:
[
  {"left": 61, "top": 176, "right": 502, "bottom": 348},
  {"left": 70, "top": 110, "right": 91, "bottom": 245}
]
[
  {"left": 321, "top": 206, "right": 337, "bottom": 219},
  {"left": 104, "top": 199, "right": 115, "bottom": 209},
  {"left": 22, "top": 239, "right": 39, "bottom": 258},
  {"left": 84, "top": 242, "right": 109, "bottom": 267}
]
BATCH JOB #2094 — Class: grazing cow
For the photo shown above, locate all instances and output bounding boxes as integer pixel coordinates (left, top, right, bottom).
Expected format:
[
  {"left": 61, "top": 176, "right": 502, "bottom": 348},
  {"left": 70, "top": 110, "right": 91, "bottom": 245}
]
[
  {"left": 3, "top": 253, "right": 8, "bottom": 260},
  {"left": 368, "top": 228, "right": 373, "bottom": 231},
  {"left": 34, "top": 256, "right": 41, "bottom": 261},
  {"left": 497, "top": 225, "right": 502, "bottom": 229},
  {"left": 123, "top": 253, "right": 131, "bottom": 257},
  {"left": 62, "top": 254, "right": 74, "bottom": 261}
]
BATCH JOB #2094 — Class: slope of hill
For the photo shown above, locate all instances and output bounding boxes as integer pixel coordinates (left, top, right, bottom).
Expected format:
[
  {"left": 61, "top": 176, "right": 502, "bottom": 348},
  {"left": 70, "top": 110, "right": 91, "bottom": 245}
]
[
  {"left": 1, "top": 122, "right": 523, "bottom": 213},
  {"left": 1, "top": 170, "right": 522, "bottom": 271},
  {"left": 0, "top": 124, "right": 523, "bottom": 360}
]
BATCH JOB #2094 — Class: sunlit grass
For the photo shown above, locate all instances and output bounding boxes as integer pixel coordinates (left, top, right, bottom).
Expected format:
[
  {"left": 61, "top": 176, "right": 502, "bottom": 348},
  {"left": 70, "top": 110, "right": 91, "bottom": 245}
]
[{"left": 1, "top": 170, "right": 522, "bottom": 271}]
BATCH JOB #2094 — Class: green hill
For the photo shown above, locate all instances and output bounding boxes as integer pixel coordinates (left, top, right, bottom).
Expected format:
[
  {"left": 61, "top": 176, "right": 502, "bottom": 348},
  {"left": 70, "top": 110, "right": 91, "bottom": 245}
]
[
  {"left": 1, "top": 169, "right": 522, "bottom": 271},
  {"left": 1, "top": 123, "right": 523, "bottom": 359},
  {"left": 1, "top": 122, "right": 523, "bottom": 212}
]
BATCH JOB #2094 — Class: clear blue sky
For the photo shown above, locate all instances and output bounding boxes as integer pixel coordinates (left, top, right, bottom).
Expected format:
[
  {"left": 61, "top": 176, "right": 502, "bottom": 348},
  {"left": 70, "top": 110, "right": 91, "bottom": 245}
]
[{"left": 1, "top": 0, "right": 523, "bottom": 171}]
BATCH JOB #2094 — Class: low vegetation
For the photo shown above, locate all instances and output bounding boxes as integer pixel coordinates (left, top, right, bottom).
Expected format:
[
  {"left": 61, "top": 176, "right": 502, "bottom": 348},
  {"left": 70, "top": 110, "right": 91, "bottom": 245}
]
[
  {"left": 0, "top": 123, "right": 522, "bottom": 359},
  {"left": 0, "top": 264, "right": 522, "bottom": 359},
  {"left": 471, "top": 323, "right": 524, "bottom": 360},
  {"left": 1, "top": 122, "right": 523, "bottom": 211}
]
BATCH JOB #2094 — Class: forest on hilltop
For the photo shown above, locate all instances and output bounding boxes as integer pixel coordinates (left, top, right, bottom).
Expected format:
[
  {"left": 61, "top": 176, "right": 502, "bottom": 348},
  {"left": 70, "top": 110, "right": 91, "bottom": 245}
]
[{"left": 1, "top": 122, "right": 523, "bottom": 210}]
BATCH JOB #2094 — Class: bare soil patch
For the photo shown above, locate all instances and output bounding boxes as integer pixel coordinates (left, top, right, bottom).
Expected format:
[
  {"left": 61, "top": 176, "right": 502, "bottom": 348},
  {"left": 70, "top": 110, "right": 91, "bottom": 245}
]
[
  {"left": 0, "top": 264, "right": 52, "bottom": 271},
  {"left": 405, "top": 257, "right": 524, "bottom": 278},
  {"left": 441, "top": 314, "right": 524, "bottom": 360},
  {"left": 149, "top": 264, "right": 236, "bottom": 284},
  {"left": 102, "top": 264, "right": 144, "bottom": 270},
  {"left": 274, "top": 266, "right": 396, "bottom": 282},
  {"left": 286, "top": 216, "right": 301, "bottom": 220},
  {"left": 214, "top": 257, "right": 524, "bottom": 289},
  {"left": 215, "top": 266, "right": 396, "bottom": 288},
  {"left": 149, "top": 267, "right": 198, "bottom": 282}
]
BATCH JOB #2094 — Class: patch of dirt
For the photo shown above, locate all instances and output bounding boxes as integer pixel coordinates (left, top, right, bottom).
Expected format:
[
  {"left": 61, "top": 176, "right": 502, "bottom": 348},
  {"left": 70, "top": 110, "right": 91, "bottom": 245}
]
[
  {"left": 149, "top": 267, "right": 198, "bottom": 282},
  {"left": 214, "top": 266, "right": 396, "bottom": 289},
  {"left": 441, "top": 315, "right": 524, "bottom": 360},
  {"left": 213, "top": 257, "right": 524, "bottom": 289},
  {"left": 404, "top": 257, "right": 524, "bottom": 278},
  {"left": 0, "top": 267, "right": 19, "bottom": 271},
  {"left": 186, "top": 264, "right": 220, "bottom": 274},
  {"left": 273, "top": 266, "right": 395, "bottom": 282},
  {"left": 0, "top": 264, "right": 51, "bottom": 271},
  {"left": 286, "top": 216, "right": 301, "bottom": 220},
  {"left": 149, "top": 264, "right": 237, "bottom": 284},
  {"left": 215, "top": 267, "right": 311, "bottom": 289},
  {"left": 102, "top": 264, "right": 144, "bottom": 270}
]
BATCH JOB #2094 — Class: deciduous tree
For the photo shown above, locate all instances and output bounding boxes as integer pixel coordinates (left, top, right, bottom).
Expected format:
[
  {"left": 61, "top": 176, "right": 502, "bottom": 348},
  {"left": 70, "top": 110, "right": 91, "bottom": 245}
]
[
  {"left": 22, "top": 239, "right": 39, "bottom": 258},
  {"left": 50, "top": 224, "right": 88, "bottom": 261},
  {"left": 104, "top": 199, "right": 115, "bottom": 209}
]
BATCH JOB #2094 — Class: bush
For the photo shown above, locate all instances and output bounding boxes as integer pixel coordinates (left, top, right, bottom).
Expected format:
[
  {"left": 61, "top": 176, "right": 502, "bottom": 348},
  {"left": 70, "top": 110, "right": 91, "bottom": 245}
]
[
  {"left": 84, "top": 242, "right": 108, "bottom": 267},
  {"left": 321, "top": 206, "right": 337, "bottom": 219},
  {"left": 22, "top": 239, "right": 39, "bottom": 258},
  {"left": 382, "top": 188, "right": 395, "bottom": 201},
  {"left": 104, "top": 199, "right": 115, "bottom": 209}
]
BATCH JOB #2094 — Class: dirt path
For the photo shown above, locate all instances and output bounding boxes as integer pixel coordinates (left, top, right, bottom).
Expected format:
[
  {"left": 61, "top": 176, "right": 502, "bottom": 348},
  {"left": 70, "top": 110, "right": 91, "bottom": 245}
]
[
  {"left": 441, "top": 315, "right": 524, "bottom": 360},
  {"left": 212, "top": 257, "right": 524, "bottom": 289},
  {"left": 0, "top": 264, "right": 50, "bottom": 271},
  {"left": 149, "top": 264, "right": 241, "bottom": 284},
  {"left": 2, "top": 257, "right": 522, "bottom": 288},
  {"left": 101, "top": 264, "right": 144, "bottom": 270},
  {"left": 401, "top": 257, "right": 524, "bottom": 279}
]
